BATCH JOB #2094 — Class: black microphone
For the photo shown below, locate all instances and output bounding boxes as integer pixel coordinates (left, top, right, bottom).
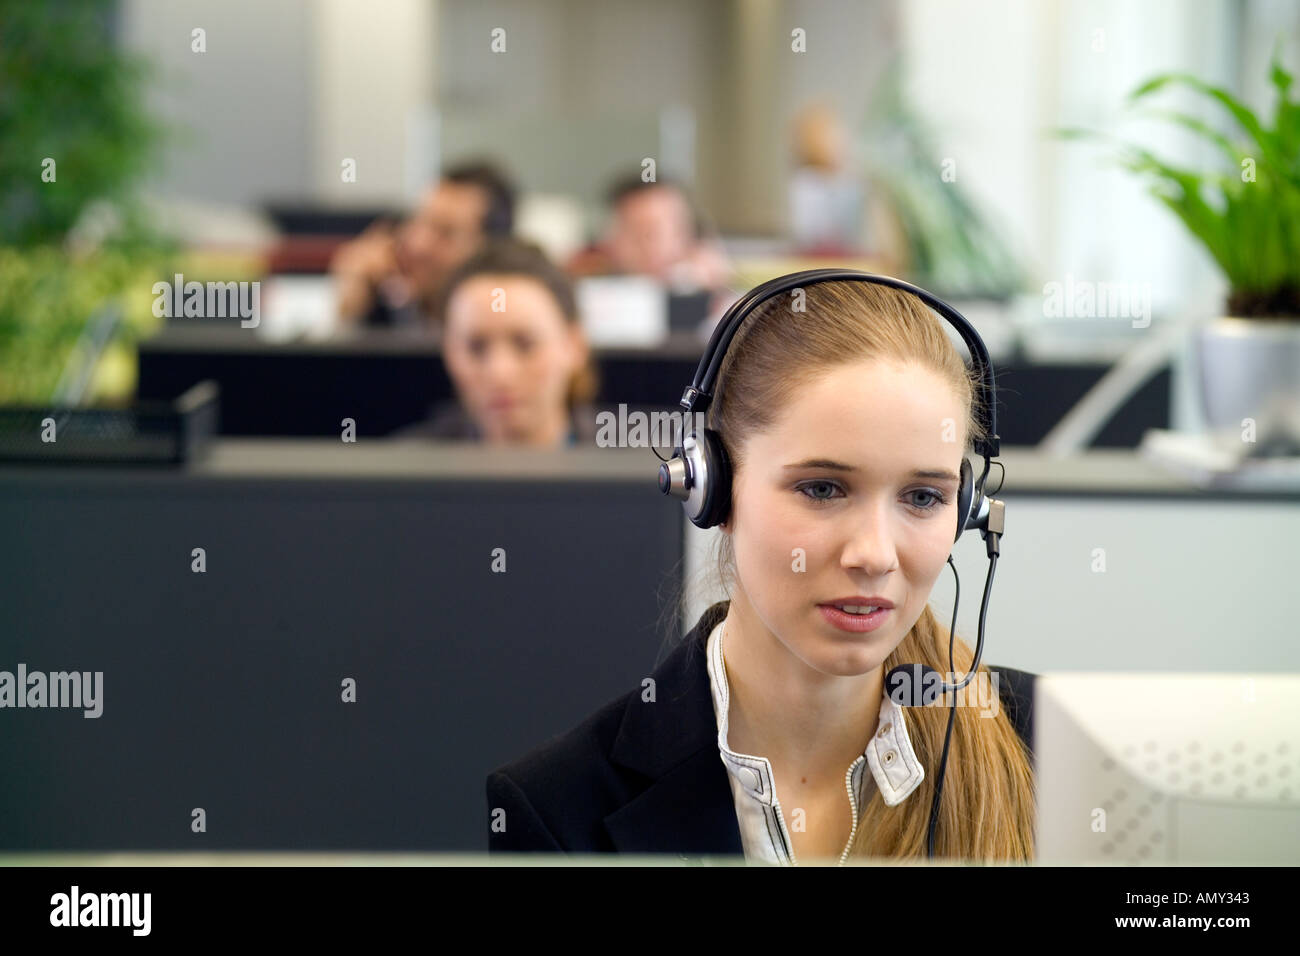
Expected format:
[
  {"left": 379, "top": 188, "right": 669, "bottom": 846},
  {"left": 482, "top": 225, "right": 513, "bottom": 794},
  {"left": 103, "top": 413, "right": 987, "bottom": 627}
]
[
  {"left": 885, "top": 663, "right": 946, "bottom": 706},
  {"left": 883, "top": 573, "right": 991, "bottom": 708}
]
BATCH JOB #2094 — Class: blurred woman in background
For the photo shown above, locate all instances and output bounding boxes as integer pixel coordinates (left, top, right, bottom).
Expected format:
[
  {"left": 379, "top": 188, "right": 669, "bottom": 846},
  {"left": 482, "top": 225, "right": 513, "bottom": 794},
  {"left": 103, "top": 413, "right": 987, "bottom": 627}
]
[{"left": 398, "top": 238, "right": 600, "bottom": 447}]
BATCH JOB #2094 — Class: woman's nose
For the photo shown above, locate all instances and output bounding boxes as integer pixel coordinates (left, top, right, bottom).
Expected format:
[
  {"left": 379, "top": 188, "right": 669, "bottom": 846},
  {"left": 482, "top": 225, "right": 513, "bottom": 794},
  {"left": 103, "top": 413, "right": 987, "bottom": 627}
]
[
  {"left": 481, "top": 345, "right": 518, "bottom": 381},
  {"left": 839, "top": 506, "right": 899, "bottom": 576}
]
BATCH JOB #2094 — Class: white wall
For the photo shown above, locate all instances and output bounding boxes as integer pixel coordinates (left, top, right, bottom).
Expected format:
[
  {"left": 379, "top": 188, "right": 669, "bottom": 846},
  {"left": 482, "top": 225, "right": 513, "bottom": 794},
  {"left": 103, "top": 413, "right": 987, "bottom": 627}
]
[
  {"left": 433, "top": 0, "right": 727, "bottom": 224},
  {"left": 120, "top": 0, "right": 438, "bottom": 210},
  {"left": 120, "top": 0, "right": 903, "bottom": 232},
  {"left": 120, "top": 0, "right": 316, "bottom": 206},
  {"left": 312, "top": 0, "right": 438, "bottom": 206}
]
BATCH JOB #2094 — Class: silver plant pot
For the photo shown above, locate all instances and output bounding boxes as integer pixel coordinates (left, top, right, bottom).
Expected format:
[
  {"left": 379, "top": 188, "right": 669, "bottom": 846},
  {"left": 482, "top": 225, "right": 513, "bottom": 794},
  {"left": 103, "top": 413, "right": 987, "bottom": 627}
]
[{"left": 1196, "top": 317, "right": 1300, "bottom": 458}]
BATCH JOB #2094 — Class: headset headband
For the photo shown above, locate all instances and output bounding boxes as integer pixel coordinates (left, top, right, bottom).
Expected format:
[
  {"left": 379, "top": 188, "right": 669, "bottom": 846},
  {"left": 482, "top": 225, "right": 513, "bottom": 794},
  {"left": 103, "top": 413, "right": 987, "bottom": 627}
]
[{"left": 678, "top": 269, "right": 1000, "bottom": 459}]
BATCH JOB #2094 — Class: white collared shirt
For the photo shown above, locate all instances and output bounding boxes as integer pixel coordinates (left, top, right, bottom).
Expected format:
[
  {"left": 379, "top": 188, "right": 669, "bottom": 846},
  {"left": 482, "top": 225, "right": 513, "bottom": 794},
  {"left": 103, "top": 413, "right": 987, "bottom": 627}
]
[{"left": 705, "top": 619, "right": 925, "bottom": 865}]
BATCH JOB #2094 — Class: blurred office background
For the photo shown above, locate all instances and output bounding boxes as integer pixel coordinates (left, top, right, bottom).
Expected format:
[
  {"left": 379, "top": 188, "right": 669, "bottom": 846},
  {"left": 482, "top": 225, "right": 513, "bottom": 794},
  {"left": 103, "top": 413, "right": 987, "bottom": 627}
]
[
  {"left": 2, "top": 0, "right": 1299, "bottom": 852},
  {"left": 5, "top": 0, "right": 1297, "bottom": 421}
]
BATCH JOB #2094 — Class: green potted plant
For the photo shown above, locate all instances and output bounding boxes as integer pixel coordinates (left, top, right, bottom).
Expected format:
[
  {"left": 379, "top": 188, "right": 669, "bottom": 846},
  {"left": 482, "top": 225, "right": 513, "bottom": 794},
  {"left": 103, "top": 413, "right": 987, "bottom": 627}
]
[{"left": 1059, "top": 46, "right": 1300, "bottom": 458}]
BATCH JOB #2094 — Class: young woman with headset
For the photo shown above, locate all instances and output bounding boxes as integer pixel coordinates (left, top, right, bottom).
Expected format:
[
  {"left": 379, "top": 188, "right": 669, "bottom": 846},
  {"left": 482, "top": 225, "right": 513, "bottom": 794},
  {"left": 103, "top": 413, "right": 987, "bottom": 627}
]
[{"left": 486, "top": 270, "right": 1036, "bottom": 863}]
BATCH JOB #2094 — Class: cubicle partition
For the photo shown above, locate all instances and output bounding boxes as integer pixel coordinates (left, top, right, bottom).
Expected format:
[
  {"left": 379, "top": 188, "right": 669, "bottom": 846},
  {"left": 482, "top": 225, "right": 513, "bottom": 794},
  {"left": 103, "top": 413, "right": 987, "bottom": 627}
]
[
  {"left": 0, "top": 443, "right": 682, "bottom": 851},
  {"left": 135, "top": 325, "right": 1173, "bottom": 446}
]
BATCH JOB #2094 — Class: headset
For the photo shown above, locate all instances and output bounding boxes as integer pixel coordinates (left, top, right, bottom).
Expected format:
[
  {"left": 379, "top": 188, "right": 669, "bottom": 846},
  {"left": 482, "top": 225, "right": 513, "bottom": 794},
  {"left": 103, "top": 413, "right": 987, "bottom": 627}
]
[{"left": 657, "top": 268, "right": 1008, "bottom": 859}]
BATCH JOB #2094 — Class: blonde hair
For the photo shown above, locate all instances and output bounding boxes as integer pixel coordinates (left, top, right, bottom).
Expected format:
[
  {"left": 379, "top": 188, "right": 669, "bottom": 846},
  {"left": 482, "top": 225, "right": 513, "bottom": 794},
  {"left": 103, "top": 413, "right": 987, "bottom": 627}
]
[{"left": 701, "top": 279, "right": 1035, "bottom": 861}]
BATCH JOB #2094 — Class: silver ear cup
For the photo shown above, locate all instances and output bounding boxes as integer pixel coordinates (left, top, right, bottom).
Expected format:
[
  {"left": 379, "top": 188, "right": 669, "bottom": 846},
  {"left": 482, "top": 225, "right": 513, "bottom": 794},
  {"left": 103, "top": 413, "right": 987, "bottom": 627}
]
[
  {"left": 658, "top": 455, "right": 688, "bottom": 497},
  {"left": 656, "top": 432, "right": 712, "bottom": 524},
  {"left": 680, "top": 432, "right": 711, "bottom": 525}
]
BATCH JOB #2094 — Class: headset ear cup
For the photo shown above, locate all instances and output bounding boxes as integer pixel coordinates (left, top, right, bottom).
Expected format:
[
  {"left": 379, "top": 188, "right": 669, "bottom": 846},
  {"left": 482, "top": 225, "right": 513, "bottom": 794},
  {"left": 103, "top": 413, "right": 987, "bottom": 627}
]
[
  {"left": 696, "top": 428, "right": 732, "bottom": 529},
  {"left": 678, "top": 432, "right": 706, "bottom": 527},
  {"left": 954, "top": 457, "right": 975, "bottom": 542}
]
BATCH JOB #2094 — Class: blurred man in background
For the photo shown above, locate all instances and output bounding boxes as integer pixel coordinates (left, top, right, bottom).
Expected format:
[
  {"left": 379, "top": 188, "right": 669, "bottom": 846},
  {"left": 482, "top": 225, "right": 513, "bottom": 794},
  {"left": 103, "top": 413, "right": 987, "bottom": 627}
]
[
  {"left": 331, "top": 161, "right": 517, "bottom": 330},
  {"left": 567, "top": 175, "right": 730, "bottom": 293}
]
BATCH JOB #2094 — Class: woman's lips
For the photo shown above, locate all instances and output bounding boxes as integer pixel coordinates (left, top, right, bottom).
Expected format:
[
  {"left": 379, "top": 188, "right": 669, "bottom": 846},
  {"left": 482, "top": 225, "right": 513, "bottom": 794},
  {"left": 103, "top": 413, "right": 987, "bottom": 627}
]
[{"left": 817, "top": 604, "right": 891, "bottom": 633}]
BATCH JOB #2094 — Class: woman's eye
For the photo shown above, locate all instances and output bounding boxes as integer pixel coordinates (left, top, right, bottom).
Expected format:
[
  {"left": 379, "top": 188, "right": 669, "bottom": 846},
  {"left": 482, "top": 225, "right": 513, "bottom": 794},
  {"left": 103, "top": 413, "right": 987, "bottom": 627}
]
[
  {"left": 795, "top": 482, "right": 951, "bottom": 511},
  {"left": 907, "top": 489, "right": 949, "bottom": 511},
  {"left": 797, "top": 480, "right": 842, "bottom": 503}
]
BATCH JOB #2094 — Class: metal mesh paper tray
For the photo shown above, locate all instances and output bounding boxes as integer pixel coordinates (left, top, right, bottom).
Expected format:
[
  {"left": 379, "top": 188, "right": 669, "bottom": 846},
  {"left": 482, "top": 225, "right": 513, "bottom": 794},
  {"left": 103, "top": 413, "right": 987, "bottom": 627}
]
[{"left": 0, "top": 380, "right": 219, "bottom": 465}]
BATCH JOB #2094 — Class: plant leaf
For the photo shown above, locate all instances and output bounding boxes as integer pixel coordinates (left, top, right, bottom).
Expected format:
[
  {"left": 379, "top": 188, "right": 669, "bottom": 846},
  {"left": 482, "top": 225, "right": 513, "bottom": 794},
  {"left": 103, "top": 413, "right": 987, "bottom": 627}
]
[{"left": 1128, "top": 71, "right": 1279, "bottom": 166}]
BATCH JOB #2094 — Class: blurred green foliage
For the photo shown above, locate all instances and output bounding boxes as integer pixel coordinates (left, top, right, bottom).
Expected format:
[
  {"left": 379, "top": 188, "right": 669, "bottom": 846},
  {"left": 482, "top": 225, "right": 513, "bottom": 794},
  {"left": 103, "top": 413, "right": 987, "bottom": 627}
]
[
  {"left": 1058, "top": 43, "right": 1300, "bottom": 318},
  {"left": 0, "top": 0, "right": 164, "bottom": 244},
  {"left": 0, "top": 0, "right": 173, "bottom": 403},
  {"left": 0, "top": 246, "right": 167, "bottom": 403}
]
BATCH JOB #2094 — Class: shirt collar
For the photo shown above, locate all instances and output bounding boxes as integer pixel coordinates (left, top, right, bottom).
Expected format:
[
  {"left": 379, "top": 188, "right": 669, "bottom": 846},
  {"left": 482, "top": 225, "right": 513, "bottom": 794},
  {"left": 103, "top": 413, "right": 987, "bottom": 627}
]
[{"left": 705, "top": 618, "right": 925, "bottom": 810}]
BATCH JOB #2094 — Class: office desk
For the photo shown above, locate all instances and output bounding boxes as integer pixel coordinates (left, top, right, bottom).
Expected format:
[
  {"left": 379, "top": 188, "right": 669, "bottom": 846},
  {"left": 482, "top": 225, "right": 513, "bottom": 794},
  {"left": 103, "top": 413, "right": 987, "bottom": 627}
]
[{"left": 0, "top": 851, "right": 982, "bottom": 866}]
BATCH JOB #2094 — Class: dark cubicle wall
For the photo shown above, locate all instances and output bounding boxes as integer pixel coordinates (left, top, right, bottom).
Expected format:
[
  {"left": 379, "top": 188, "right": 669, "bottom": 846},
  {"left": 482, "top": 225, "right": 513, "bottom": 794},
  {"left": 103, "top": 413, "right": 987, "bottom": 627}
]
[
  {"left": 136, "top": 327, "right": 1172, "bottom": 446},
  {"left": 136, "top": 326, "right": 704, "bottom": 438},
  {"left": 0, "top": 445, "right": 683, "bottom": 851}
]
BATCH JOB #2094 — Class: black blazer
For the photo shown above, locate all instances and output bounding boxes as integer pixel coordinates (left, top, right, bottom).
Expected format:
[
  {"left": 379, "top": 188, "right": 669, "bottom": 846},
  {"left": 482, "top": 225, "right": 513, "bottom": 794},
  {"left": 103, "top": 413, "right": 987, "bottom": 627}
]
[{"left": 485, "top": 599, "right": 1035, "bottom": 856}]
